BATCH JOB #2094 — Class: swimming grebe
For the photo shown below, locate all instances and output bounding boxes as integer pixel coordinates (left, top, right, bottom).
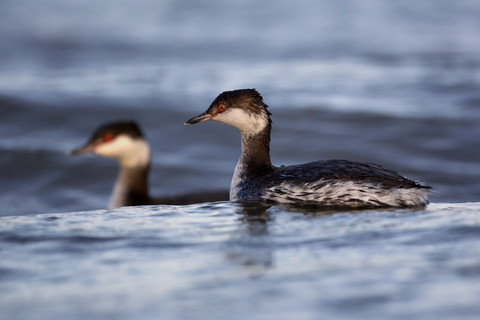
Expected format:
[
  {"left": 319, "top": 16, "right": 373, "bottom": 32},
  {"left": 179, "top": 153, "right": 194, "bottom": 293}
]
[
  {"left": 185, "top": 89, "right": 431, "bottom": 209},
  {"left": 70, "top": 121, "right": 229, "bottom": 209}
]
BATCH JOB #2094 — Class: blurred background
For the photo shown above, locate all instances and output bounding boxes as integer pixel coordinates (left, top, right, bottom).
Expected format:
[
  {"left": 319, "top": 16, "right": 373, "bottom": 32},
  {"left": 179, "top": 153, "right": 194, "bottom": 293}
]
[{"left": 1, "top": 0, "right": 479, "bottom": 216}]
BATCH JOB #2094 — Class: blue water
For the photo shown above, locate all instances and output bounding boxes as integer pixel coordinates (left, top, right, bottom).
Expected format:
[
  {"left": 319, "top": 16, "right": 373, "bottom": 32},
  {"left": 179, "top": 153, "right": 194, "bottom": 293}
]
[{"left": 1, "top": 0, "right": 480, "bottom": 319}]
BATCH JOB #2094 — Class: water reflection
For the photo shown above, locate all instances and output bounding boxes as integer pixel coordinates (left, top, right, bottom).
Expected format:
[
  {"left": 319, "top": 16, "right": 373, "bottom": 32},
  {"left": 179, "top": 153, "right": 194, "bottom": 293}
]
[
  {"left": 234, "top": 201, "right": 272, "bottom": 235},
  {"left": 223, "top": 202, "right": 274, "bottom": 273},
  {"left": 277, "top": 202, "right": 427, "bottom": 217},
  {"left": 223, "top": 200, "right": 429, "bottom": 273}
]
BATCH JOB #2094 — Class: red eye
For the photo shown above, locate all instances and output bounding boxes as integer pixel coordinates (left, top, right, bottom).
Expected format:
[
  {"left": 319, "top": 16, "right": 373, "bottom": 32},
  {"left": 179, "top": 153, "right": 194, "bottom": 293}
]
[
  {"left": 102, "top": 133, "right": 114, "bottom": 142},
  {"left": 218, "top": 104, "right": 226, "bottom": 112}
]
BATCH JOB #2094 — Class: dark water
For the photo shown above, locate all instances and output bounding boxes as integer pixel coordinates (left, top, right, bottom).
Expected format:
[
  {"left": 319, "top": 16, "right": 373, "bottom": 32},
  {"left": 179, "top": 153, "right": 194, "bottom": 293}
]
[
  {"left": 1, "top": 0, "right": 480, "bottom": 215},
  {"left": 1, "top": 0, "right": 480, "bottom": 319}
]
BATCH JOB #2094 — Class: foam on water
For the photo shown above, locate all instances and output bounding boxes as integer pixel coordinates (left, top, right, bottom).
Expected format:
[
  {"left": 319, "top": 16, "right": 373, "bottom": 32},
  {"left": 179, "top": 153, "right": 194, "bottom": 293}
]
[{"left": 1, "top": 202, "right": 480, "bottom": 320}]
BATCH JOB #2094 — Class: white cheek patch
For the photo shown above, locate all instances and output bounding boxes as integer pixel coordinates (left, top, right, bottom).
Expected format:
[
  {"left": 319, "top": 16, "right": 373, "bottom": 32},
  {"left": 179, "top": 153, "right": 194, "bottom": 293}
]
[
  {"left": 214, "top": 108, "right": 269, "bottom": 135},
  {"left": 94, "top": 135, "right": 150, "bottom": 168}
]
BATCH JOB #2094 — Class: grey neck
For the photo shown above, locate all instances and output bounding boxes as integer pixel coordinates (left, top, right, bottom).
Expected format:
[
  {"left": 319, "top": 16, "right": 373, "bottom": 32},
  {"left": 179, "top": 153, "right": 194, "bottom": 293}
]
[
  {"left": 239, "top": 123, "right": 274, "bottom": 177},
  {"left": 109, "top": 164, "right": 151, "bottom": 209}
]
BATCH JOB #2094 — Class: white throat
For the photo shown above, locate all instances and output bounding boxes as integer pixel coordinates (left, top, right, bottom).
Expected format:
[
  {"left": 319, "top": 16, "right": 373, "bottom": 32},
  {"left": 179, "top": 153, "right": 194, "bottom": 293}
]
[
  {"left": 109, "top": 180, "right": 126, "bottom": 209},
  {"left": 214, "top": 108, "right": 269, "bottom": 136}
]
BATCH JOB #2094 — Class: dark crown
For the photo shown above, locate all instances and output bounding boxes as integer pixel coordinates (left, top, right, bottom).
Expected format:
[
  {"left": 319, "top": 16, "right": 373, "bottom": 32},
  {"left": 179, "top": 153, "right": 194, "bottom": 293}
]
[
  {"left": 89, "top": 121, "right": 144, "bottom": 142},
  {"left": 210, "top": 89, "right": 272, "bottom": 118}
]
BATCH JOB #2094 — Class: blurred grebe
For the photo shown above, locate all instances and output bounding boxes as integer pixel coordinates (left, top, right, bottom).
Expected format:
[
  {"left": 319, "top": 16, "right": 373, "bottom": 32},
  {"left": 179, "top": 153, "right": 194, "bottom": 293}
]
[
  {"left": 70, "top": 121, "right": 229, "bottom": 209},
  {"left": 185, "top": 89, "right": 431, "bottom": 209}
]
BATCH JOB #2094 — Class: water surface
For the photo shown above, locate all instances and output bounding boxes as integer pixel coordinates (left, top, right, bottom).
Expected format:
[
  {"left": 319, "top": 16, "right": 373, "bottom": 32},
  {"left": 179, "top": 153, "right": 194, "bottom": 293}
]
[{"left": 1, "top": 202, "right": 480, "bottom": 320}]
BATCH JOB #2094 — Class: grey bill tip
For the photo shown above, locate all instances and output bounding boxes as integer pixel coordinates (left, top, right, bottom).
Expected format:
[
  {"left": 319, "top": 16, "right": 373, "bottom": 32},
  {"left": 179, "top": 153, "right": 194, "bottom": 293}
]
[
  {"left": 68, "top": 145, "right": 92, "bottom": 156},
  {"left": 184, "top": 112, "right": 211, "bottom": 125}
]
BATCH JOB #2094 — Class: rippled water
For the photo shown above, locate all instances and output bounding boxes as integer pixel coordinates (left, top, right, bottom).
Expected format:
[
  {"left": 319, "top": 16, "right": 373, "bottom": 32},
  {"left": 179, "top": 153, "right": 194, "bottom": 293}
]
[{"left": 1, "top": 202, "right": 480, "bottom": 320}]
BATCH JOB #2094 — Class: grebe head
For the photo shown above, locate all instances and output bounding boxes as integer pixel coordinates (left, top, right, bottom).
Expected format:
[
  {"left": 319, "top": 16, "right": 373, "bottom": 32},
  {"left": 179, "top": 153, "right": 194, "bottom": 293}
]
[
  {"left": 70, "top": 121, "right": 150, "bottom": 168},
  {"left": 185, "top": 89, "right": 271, "bottom": 136}
]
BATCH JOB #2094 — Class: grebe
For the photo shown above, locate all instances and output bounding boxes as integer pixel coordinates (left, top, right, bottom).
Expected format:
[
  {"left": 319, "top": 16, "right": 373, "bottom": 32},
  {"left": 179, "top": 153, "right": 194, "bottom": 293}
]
[
  {"left": 185, "top": 89, "right": 431, "bottom": 209},
  {"left": 70, "top": 121, "right": 229, "bottom": 209}
]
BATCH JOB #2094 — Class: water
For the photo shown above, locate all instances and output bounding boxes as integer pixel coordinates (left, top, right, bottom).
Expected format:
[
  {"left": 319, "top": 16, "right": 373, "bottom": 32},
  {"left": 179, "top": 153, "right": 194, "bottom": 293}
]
[
  {"left": 1, "top": 0, "right": 480, "bottom": 318},
  {"left": 1, "top": 0, "right": 480, "bottom": 216},
  {"left": 1, "top": 202, "right": 480, "bottom": 320}
]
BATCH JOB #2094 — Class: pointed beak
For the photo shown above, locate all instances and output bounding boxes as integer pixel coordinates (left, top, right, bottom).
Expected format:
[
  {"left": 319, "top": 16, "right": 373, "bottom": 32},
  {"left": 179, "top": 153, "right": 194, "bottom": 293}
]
[
  {"left": 184, "top": 112, "right": 212, "bottom": 125},
  {"left": 68, "top": 144, "right": 94, "bottom": 156}
]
